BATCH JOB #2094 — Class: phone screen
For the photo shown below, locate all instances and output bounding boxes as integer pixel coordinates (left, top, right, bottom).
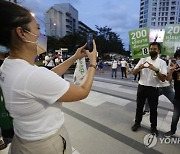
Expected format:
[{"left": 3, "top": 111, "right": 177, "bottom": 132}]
[{"left": 87, "top": 33, "right": 93, "bottom": 52}]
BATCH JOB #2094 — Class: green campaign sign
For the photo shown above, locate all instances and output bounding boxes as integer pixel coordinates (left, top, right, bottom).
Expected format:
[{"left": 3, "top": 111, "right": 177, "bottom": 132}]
[
  {"left": 129, "top": 27, "right": 150, "bottom": 59},
  {"left": 162, "top": 24, "right": 180, "bottom": 56}
]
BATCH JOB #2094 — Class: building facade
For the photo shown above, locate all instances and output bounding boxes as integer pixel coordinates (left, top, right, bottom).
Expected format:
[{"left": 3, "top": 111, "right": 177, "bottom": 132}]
[
  {"left": 45, "top": 3, "right": 78, "bottom": 37},
  {"left": 45, "top": 3, "right": 93, "bottom": 38},
  {"left": 139, "top": 0, "right": 180, "bottom": 28},
  {"left": 78, "top": 21, "right": 94, "bottom": 36}
]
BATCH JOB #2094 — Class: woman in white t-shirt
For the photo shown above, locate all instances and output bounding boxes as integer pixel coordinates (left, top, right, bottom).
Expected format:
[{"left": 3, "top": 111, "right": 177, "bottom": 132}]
[{"left": 0, "top": 1, "right": 97, "bottom": 154}]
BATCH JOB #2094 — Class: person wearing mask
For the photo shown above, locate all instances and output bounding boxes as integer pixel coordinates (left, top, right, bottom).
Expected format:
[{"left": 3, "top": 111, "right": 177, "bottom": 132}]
[
  {"left": 120, "top": 58, "right": 127, "bottom": 79},
  {"left": 111, "top": 58, "right": 118, "bottom": 78},
  {"left": 0, "top": 1, "right": 97, "bottom": 153},
  {"left": 44, "top": 52, "right": 56, "bottom": 69},
  {"left": 143, "top": 57, "right": 175, "bottom": 115},
  {"left": 131, "top": 42, "right": 167, "bottom": 136},
  {"left": 164, "top": 49, "right": 180, "bottom": 137},
  {"left": 55, "top": 54, "right": 64, "bottom": 78}
]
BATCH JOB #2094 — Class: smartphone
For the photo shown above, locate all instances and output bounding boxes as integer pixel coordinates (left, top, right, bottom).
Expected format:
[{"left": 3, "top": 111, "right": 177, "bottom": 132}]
[{"left": 86, "top": 33, "right": 93, "bottom": 52}]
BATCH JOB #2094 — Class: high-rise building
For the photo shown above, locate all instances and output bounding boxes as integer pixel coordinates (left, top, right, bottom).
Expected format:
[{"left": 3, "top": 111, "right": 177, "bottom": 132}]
[
  {"left": 45, "top": 3, "right": 94, "bottom": 38},
  {"left": 139, "top": 0, "right": 180, "bottom": 28},
  {"left": 45, "top": 3, "right": 78, "bottom": 37}
]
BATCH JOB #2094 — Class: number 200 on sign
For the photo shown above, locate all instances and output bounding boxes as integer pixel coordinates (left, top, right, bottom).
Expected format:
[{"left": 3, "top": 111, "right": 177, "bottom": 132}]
[
  {"left": 131, "top": 30, "right": 147, "bottom": 39},
  {"left": 167, "top": 26, "right": 180, "bottom": 34}
]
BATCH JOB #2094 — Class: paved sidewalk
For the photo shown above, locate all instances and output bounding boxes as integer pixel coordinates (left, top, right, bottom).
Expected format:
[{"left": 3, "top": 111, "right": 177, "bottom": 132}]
[
  {"left": 1, "top": 70, "right": 179, "bottom": 154},
  {"left": 63, "top": 71, "right": 180, "bottom": 154}
]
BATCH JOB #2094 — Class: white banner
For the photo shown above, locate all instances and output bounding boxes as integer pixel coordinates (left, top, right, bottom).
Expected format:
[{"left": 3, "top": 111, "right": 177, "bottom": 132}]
[{"left": 73, "top": 57, "right": 87, "bottom": 84}]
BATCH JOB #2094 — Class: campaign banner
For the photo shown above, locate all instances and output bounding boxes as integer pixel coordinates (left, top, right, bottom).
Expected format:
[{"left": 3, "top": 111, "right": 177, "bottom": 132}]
[
  {"left": 129, "top": 27, "right": 150, "bottom": 59},
  {"left": 162, "top": 24, "right": 180, "bottom": 56}
]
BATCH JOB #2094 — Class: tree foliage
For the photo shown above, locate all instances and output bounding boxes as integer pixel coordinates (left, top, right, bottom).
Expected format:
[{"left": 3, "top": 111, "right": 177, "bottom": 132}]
[
  {"left": 95, "top": 26, "right": 125, "bottom": 56},
  {"left": 47, "top": 26, "right": 126, "bottom": 56}
]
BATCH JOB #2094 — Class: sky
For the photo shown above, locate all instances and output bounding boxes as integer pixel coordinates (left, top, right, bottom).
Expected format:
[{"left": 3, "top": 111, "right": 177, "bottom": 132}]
[{"left": 19, "top": 0, "right": 140, "bottom": 50}]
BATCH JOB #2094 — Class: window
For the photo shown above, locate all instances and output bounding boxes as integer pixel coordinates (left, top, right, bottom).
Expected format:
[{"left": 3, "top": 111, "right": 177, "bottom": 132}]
[
  {"left": 170, "top": 17, "right": 175, "bottom": 20},
  {"left": 151, "top": 22, "right": 155, "bottom": 26},
  {"left": 152, "top": 12, "right": 156, "bottom": 16},
  {"left": 172, "top": 1, "right": 176, "bottom": 5},
  {"left": 171, "top": 12, "right": 175, "bottom": 15}
]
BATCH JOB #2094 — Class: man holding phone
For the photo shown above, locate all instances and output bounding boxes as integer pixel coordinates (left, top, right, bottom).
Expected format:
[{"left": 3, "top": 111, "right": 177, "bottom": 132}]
[{"left": 131, "top": 42, "right": 167, "bottom": 136}]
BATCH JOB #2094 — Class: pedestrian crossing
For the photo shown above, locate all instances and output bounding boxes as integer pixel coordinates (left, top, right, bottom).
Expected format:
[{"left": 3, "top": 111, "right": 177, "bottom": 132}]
[{"left": 81, "top": 91, "right": 131, "bottom": 107}]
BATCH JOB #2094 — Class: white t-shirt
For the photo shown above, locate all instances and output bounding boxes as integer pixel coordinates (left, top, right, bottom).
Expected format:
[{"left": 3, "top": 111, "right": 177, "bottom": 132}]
[
  {"left": 55, "top": 58, "right": 63, "bottom": 65},
  {"left": 158, "top": 80, "right": 170, "bottom": 87},
  {"left": 0, "top": 58, "right": 70, "bottom": 141},
  {"left": 112, "top": 60, "right": 118, "bottom": 69},
  {"left": 45, "top": 55, "right": 55, "bottom": 67},
  {"left": 120, "top": 60, "right": 127, "bottom": 67},
  {"left": 134, "top": 57, "right": 167, "bottom": 87}
]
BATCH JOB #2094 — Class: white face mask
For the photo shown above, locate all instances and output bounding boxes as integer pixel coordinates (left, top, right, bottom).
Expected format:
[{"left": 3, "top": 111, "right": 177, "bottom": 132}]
[{"left": 23, "top": 30, "right": 47, "bottom": 55}]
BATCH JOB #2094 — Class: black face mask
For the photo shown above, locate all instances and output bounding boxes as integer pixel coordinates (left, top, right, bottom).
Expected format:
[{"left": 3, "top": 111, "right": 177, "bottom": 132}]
[{"left": 149, "top": 51, "right": 158, "bottom": 58}]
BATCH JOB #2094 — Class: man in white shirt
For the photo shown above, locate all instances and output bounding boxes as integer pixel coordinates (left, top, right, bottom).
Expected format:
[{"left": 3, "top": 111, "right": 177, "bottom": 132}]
[
  {"left": 120, "top": 58, "right": 127, "bottom": 79},
  {"left": 131, "top": 42, "right": 167, "bottom": 136},
  {"left": 44, "top": 52, "right": 56, "bottom": 70},
  {"left": 111, "top": 59, "right": 118, "bottom": 78}
]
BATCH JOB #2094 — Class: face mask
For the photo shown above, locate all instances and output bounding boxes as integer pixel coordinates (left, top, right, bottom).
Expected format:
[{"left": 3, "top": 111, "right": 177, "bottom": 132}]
[
  {"left": 149, "top": 50, "right": 158, "bottom": 58},
  {"left": 23, "top": 30, "right": 47, "bottom": 55},
  {"left": 0, "top": 45, "right": 9, "bottom": 53},
  {"left": 176, "top": 60, "right": 180, "bottom": 67}
]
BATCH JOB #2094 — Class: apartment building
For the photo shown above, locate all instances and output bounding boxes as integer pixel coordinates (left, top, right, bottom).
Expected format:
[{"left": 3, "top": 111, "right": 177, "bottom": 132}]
[
  {"left": 139, "top": 0, "right": 180, "bottom": 28},
  {"left": 45, "top": 3, "right": 93, "bottom": 38},
  {"left": 45, "top": 3, "right": 78, "bottom": 37}
]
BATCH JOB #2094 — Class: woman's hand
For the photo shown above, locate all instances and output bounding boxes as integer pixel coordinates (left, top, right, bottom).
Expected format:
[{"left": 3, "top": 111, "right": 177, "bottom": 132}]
[{"left": 73, "top": 44, "right": 87, "bottom": 60}]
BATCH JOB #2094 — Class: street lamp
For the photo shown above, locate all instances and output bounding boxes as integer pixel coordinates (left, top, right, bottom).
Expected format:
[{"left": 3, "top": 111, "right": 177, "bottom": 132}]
[{"left": 53, "top": 23, "right": 57, "bottom": 36}]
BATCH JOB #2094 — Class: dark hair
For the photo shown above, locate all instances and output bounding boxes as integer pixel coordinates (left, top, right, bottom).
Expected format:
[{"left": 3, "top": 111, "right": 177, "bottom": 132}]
[
  {"left": 149, "top": 42, "right": 161, "bottom": 52},
  {"left": 174, "top": 49, "right": 180, "bottom": 58},
  {"left": 0, "top": 0, "right": 32, "bottom": 48}
]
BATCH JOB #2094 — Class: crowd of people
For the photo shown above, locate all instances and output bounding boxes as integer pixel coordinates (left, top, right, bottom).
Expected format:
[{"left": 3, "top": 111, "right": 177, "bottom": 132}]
[{"left": 0, "top": 1, "right": 180, "bottom": 154}]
